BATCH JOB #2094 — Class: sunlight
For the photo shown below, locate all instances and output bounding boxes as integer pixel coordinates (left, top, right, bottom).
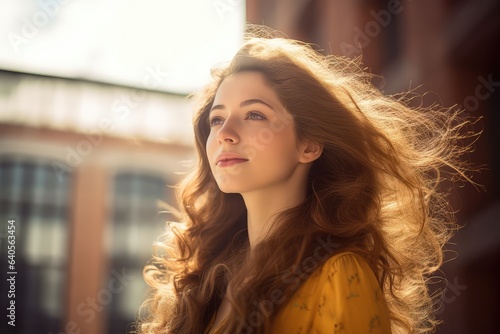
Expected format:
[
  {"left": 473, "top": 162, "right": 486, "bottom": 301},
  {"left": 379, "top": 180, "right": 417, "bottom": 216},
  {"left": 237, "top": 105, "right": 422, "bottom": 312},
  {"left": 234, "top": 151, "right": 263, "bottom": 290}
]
[{"left": 0, "top": 0, "right": 245, "bottom": 94}]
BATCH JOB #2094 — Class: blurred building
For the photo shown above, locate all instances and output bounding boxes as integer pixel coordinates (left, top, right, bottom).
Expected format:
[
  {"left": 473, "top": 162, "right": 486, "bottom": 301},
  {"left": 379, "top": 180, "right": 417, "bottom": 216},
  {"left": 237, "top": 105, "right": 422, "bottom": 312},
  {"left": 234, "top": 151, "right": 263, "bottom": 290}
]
[
  {"left": 0, "top": 69, "right": 195, "bottom": 333},
  {"left": 246, "top": 0, "right": 500, "bottom": 333}
]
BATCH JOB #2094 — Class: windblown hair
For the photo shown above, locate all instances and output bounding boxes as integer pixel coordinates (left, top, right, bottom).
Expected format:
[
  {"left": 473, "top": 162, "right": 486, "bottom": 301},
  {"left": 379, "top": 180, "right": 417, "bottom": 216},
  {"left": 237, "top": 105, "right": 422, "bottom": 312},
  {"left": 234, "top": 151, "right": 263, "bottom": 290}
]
[{"left": 136, "top": 28, "right": 475, "bottom": 334}]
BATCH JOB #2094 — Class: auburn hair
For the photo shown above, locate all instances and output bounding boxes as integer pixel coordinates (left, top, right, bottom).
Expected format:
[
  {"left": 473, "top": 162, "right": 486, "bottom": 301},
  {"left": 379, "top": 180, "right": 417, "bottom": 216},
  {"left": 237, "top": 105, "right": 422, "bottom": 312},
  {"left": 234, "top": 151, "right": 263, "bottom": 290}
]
[{"left": 136, "top": 27, "right": 475, "bottom": 334}]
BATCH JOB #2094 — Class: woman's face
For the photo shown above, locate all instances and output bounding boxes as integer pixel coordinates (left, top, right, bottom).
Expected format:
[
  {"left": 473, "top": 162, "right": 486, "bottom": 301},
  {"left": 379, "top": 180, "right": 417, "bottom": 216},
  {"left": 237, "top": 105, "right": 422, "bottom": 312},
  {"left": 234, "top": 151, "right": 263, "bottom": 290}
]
[{"left": 206, "top": 71, "right": 305, "bottom": 194}]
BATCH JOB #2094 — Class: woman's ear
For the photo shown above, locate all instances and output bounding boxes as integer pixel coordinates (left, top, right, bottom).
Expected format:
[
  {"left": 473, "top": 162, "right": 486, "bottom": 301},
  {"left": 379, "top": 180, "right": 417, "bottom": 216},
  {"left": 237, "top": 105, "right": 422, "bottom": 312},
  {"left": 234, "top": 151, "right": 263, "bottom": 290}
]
[{"left": 299, "top": 140, "right": 323, "bottom": 163}]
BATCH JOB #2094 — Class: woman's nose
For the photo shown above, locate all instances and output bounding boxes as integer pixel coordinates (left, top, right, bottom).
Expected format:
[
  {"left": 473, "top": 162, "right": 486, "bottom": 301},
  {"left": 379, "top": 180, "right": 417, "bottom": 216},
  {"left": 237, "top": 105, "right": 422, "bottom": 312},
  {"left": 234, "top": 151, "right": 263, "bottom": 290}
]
[{"left": 216, "top": 119, "right": 240, "bottom": 144}]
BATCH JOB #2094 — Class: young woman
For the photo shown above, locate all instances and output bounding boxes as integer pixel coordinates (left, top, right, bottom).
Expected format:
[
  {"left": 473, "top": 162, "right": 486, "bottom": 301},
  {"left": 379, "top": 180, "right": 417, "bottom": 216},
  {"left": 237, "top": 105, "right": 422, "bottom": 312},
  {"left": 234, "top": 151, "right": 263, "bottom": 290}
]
[{"left": 136, "top": 28, "right": 474, "bottom": 334}]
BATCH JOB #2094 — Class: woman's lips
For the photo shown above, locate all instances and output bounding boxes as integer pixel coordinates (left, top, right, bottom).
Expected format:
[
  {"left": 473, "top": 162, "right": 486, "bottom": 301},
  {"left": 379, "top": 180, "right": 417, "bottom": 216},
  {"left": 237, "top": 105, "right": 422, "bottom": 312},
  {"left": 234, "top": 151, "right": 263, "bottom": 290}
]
[
  {"left": 216, "top": 152, "right": 249, "bottom": 167},
  {"left": 216, "top": 158, "right": 248, "bottom": 167}
]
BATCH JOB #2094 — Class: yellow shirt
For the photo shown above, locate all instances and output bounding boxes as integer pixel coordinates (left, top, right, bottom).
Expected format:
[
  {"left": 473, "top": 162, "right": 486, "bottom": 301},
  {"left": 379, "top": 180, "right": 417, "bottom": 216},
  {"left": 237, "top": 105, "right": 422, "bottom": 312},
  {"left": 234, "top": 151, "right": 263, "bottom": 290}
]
[
  {"left": 271, "top": 252, "right": 391, "bottom": 333},
  {"left": 206, "top": 252, "right": 391, "bottom": 333}
]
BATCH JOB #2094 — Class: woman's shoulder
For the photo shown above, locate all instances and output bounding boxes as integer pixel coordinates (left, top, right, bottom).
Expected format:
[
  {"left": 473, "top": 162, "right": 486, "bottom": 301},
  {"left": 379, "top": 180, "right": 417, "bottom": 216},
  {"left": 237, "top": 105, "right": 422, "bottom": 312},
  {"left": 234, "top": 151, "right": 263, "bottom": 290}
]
[
  {"left": 280, "top": 250, "right": 384, "bottom": 311},
  {"left": 314, "top": 251, "right": 381, "bottom": 293},
  {"left": 322, "top": 251, "right": 371, "bottom": 267},
  {"left": 273, "top": 252, "right": 391, "bottom": 333},
  {"left": 313, "top": 251, "right": 375, "bottom": 282},
  {"left": 282, "top": 251, "right": 379, "bottom": 302}
]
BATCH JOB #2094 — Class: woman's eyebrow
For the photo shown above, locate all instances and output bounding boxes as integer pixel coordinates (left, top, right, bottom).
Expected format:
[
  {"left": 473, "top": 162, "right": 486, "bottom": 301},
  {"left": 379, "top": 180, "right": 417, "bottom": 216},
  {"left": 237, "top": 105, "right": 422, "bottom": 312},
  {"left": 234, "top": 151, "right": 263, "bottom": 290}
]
[
  {"left": 210, "top": 99, "right": 276, "bottom": 112},
  {"left": 240, "top": 99, "right": 275, "bottom": 111}
]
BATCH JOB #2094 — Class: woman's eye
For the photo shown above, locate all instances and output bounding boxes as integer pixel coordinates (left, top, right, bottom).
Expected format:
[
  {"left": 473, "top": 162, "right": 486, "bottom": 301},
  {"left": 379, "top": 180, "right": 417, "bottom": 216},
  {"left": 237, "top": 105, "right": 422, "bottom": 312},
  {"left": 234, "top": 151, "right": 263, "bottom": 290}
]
[
  {"left": 208, "top": 116, "right": 224, "bottom": 127},
  {"left": 246, "top": 112, "right": 266, "bottom": 120}
]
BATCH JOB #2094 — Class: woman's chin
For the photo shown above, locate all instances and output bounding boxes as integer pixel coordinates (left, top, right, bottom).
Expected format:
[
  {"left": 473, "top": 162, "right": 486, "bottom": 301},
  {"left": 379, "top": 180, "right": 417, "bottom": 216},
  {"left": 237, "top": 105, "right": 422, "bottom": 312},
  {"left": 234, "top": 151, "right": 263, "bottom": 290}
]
[{"left": 216, "top": 185, "right": 243, "bottom": 194}]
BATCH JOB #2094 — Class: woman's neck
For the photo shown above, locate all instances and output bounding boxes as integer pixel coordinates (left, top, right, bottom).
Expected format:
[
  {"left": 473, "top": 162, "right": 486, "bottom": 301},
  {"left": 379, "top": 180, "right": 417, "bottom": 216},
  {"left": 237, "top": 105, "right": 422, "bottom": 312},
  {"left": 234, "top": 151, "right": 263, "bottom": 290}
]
[{"left": 242, "top": 182, "right": 307, "bottom": 250}]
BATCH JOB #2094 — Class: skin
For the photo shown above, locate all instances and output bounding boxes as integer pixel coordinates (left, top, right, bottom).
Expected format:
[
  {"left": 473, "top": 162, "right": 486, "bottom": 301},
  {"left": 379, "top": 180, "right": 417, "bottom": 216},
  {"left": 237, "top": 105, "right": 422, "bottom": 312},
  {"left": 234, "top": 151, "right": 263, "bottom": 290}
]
[{"left": 205, "top": 71, "right": 323, "bottom": 330}]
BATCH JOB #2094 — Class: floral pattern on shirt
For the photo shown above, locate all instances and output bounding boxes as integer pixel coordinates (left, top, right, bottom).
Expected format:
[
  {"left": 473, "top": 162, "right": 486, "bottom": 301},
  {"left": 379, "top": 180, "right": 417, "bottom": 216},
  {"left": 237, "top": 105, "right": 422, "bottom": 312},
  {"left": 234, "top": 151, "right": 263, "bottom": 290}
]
[{"left": 271, "top": 252, "right": 392, "bottom": 333}]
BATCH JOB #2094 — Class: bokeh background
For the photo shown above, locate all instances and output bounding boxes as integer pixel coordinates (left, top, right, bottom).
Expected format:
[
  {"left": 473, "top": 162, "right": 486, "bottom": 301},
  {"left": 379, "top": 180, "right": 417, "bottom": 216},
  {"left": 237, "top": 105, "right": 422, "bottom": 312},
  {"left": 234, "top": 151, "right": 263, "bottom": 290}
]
[{"left": 0, "top": 1, "right": 499, "bottom": 333}]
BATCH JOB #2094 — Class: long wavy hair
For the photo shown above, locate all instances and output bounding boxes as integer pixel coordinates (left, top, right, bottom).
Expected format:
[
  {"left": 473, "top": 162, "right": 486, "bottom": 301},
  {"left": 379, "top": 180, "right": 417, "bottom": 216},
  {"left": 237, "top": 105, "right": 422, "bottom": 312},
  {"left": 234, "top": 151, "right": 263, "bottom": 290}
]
[{"left": 136, "top": 28, "right": 476, "bottom": 334}]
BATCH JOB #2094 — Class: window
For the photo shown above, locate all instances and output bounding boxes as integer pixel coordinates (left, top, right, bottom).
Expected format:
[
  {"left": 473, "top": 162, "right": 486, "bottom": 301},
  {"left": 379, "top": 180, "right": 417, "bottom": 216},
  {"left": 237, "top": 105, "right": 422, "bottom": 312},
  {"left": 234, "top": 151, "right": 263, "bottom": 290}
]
[
  {"left": 104, "top": 171, "right": 174, "bottom": 333},
  {"left": 0, "top": 157, "right": 71, "bottom": 333}
]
